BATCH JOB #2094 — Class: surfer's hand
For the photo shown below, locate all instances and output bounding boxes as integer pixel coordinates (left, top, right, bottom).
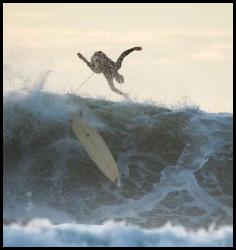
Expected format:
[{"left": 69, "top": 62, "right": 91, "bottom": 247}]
[
  {"left": 77, "top": 53, "right": 83, "bottom": 58},
  {"left": 134, "top": 47, "right": 142, "bottom": 51}
]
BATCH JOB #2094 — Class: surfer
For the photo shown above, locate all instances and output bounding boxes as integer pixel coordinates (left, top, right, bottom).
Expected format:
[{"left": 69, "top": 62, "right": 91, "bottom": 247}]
[{"left": 77, "top": 47, "right": 142, "bottom": 98}]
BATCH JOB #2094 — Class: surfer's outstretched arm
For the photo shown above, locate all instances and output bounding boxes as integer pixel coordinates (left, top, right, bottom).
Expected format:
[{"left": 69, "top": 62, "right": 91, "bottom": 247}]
[
  {"left": 115, "top": 47, "right": 142, "bottom": 70},
  {"left": 77, "top": 52, "right": 97, "bottom": 72}
]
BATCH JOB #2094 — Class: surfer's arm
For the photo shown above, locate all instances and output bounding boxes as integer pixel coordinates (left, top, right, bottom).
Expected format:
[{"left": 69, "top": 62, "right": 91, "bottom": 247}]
[
  {"left": 77, "top": 53, "right": 97, "bottom": 72},
  {"left": 115, "top": 47, "right": 142, "bottom": 70}
]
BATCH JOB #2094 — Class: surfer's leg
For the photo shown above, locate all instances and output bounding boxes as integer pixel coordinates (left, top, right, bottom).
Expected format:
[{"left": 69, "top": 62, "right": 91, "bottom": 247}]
[
  {"left": 104, "top": 73, "right": 128, "bottom": 98},
  {"left": 108, "top": 80, "right": 128, "bottom": 98},
  {"left": 114, "top": 73, "right": 124, "bottom": 84},
  {"left": 108, "top": 82, "right": 123, "bottom": 95}
]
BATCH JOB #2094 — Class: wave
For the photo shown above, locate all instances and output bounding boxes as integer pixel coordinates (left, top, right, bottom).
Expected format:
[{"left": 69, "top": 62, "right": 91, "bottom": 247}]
[
  {"left": 3, "top": 89, "right": 233, "bottom": 230},
  {"left": 3, "top": 218, "right": 233, "bottom": 247}
]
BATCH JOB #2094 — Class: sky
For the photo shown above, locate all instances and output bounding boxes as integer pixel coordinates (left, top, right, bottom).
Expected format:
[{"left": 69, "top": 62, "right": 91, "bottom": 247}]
[{"left": 3, "top": 3, "right": 233, "bottom": 112}]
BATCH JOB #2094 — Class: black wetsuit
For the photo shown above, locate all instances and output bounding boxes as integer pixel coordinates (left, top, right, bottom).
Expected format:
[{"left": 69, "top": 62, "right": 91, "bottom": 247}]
[{"left": 77, "top": 47, "right": 142, "bottom": 97}]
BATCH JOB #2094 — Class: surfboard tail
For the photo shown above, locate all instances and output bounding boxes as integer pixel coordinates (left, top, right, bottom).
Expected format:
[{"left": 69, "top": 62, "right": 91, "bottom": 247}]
[{"left": 115, "top": 178, "right": 121, "bottom": 188}]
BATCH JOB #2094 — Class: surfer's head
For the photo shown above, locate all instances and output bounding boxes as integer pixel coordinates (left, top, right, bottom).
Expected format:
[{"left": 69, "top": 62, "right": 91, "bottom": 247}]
[{"left": 115, "top": 73, "right": 124, "bottom": 84}]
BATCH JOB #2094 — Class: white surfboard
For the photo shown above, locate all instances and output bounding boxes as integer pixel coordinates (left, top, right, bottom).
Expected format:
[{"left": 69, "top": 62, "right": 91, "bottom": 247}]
[{"left": 70, "top": 112, "right": 120, "bottom": 186}]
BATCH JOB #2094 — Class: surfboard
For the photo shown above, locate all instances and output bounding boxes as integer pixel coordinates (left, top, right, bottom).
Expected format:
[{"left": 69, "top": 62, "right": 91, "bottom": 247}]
[{"left": 70, "top": 112, "right": 120, "bottom": 186}]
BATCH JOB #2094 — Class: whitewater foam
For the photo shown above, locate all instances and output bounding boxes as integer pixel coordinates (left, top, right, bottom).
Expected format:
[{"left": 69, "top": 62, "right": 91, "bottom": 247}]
[{"left": 3, "top": 218, "right": 233, "bottom": 247}]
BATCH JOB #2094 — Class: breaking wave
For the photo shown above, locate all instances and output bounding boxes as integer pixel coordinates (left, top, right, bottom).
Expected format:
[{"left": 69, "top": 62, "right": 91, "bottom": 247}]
[
  {"left": 3, "top": 218, "right": 233, "bottom": 247},
  {"left": 3, "top": 75, "right": 233, "bottom": 246}
]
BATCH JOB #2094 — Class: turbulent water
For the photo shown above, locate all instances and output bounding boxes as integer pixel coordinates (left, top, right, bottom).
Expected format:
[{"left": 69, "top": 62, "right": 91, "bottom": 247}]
[
  {"left": 3, "top": 88, "right": 233, "bottom": 246},
  {"left": 3, "top": 219, "right": 233, "bottom": 247}
]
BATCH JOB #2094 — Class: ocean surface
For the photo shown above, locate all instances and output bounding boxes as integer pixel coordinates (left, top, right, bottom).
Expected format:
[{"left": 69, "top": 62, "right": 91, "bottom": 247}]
[{"left": 3, "top": 81, "right": 233, "bottom": 246}]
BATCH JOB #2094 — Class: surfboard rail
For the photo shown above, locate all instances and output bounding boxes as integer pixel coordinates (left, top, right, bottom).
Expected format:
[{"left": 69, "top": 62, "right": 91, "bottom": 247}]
[{"left": 70, "top": 112, "right": 120, "bottom": 186}]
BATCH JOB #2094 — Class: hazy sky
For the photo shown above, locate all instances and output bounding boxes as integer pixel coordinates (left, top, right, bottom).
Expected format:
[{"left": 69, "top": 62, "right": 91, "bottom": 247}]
[{"left": 3, "top": 3, "right": 233, "bottom": 112}]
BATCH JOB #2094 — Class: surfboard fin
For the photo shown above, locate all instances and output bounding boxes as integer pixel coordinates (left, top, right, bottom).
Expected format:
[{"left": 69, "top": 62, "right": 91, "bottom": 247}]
[{"left": 115, "top": 178, "right": 121, "bottom": 188}]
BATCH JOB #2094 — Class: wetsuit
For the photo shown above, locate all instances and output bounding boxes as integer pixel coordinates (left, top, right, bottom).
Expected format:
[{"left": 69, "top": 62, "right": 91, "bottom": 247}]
[{"left": 77, "top": 47, "right": 142, "bottom": 97}]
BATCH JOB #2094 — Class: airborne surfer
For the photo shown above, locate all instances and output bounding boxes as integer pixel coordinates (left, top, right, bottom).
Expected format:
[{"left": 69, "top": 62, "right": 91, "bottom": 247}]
[{"left": 77, "top": 47, "right": 142, "bottom": 98}]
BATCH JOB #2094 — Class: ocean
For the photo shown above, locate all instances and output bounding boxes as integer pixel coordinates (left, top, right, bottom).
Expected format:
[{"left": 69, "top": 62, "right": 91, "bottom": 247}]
[{"left": 3, "top": 81, "right": 233, "bottom": 247}]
